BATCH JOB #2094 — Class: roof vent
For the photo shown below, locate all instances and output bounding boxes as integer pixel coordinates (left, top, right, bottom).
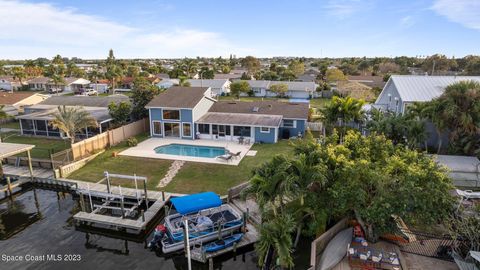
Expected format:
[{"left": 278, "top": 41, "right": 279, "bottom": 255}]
[{"left": 252, "top": 106, "right": 259, "bottom": 112}]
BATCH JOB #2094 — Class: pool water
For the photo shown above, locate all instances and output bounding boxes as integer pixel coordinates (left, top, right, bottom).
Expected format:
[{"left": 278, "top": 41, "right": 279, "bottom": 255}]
[{"left": 154, "top": 144, "right": 227, "bottom": 158}]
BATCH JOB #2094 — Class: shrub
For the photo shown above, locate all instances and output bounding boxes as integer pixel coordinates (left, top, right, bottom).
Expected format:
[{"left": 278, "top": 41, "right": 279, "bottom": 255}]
[{"left": 127, "top": 137, "right": 138, "bottom": 147}]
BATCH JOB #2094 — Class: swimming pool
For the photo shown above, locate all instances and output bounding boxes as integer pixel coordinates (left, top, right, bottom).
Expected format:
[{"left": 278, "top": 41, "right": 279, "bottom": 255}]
[{"left": 154, "top": 144, "right": 227, "bottom": 158}]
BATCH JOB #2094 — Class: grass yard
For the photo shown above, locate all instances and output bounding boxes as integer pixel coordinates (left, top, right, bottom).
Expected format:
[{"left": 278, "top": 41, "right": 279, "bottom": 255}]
[
  {"left": 2, "top": 133, "right": 71, "bottom": 159},
  {"left": 69, "top": 133, "right": 172, "bottom": 190},
  {"left": 165, "top": 140, "right": 294, "bottom": 195},
  {"left": 0, "top": 121, "right": 20, "bottom": 130}
]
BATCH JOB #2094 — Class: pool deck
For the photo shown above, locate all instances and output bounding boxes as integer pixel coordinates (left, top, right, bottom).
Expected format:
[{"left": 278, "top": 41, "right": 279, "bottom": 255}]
[{"left": 118, "top": 138, "right": 252, "bottom": 166}]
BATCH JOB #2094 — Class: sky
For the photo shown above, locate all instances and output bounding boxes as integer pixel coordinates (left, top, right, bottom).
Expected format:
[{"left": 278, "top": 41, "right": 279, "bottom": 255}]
[{"left": 0, "top": 0, "right": 479, "bottom": 59}]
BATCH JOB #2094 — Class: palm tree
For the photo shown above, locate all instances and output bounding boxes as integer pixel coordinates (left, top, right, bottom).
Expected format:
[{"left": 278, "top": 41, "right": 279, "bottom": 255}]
[
  {"left": 178, "top": 76, "right": 191, "bottom": 87},
  {"left": 256, "top": 212, "right": 296, "bottom": 269},
  {"left": 12, "top": 67, "right": 26, "bottom": 90},
  {"left": 422, "top": 99, "right": 447, "bottom": 153},
  {"left": 320, "top": 96, "right": 365, "bottom": 140},
  {"left": 50, "top": 106, "right": 98, "bottom": 144},
  {"left": 50, "top": 74, "right": 65, "bottom": 96},
  {"left": 181, "top": 58, "right": 198, "bottom": 78}
]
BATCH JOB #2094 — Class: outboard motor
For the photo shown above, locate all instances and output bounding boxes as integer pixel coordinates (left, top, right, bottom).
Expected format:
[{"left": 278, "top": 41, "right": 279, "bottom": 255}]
[{"left": 148, "top": 224, "right": 167, "bottom": 250}]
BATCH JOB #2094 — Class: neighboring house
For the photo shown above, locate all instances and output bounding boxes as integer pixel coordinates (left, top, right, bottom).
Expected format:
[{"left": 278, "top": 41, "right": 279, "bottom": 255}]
[
  {"left": 30, "top": 77, "right": 91, "bottom": 93},
  {"left": 0, "top": 76, "right": 24, "bottom": 91},
  {"left": 348, "top": 75, "right": 386, "bottom": 89},
  {"left": 187, "top": 79, "right": 231, "bottom": 96},
  {"left": 146, "top": 86, "right": 309, "bottom": 143},
  {"left": 75, "top": 64, "right": 98, "bottom": 73},
  {"left": 375, "top": 75, "right": 480, "bottom": 114},
  {"left": 296, "top": 74, "right": 316, "bottom": 82},
  {"left": 243, "top": 80, "right": 271, "bottom": 96},
  {"left": 17, "top": 95, "right": 129, "bottom": 139},
  {"left": 89, "top": 83, "right": 109, "bottom": 93},
  {"left": 0, "top": 92, "right": 49, "bottom": 116},
  {"left": 156, "top": 79, "right": 179, "bottom": 89},
  {"left": 240, "top": 80, "right": 317, "bottom": 99},
  {"left": 214, "top": 73, "right": 242, "bottom": 81},
  {"left": 28, "top": 77, "right": 50, "bottom": 91}
]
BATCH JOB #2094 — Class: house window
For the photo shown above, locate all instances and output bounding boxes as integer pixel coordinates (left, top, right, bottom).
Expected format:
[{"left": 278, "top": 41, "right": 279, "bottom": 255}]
[
  {"left": 234, "top": 126, "right": 251, "bottom": 137},
  {"left": 198, "top": 124, "right": 210, "bottom": 134},
  {"left": 260, "top": 127, "right": 270, "bottom": 133},
  {"left": 182, "top": 123, "right": 192, "bottom": 137},
  {"left": 152, "top": 121, "right": 162, "bottom": 135},
  {"left": 282, "top": 119, "right": 296, "bottom": 128},
  {"left": 162, "top": 110, "right": 180, "bottom": 120}
]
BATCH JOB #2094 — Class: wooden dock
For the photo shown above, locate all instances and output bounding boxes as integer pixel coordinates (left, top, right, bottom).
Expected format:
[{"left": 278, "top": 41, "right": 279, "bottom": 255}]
[{"left": 189, "top": 222, "right": 258, "bottom": 264}]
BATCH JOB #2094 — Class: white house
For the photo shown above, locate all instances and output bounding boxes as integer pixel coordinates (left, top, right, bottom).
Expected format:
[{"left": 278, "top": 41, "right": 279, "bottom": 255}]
[
  {"left": 156, "top": 79, "right": 179, "bottom": 89},
  {"left": 28, "top": 77, "right": 50, "bottom": 91},
  {"left": 187, "top": 79, "right": 231, "bottom": 96},
  {"left": 0, "top": 76, "right": 23, "bottom": 91},
  {"left": 375, "top": 75, "right": 480, "bottom": 114},
  {"left": 240, "top": 80, "right": 317, "bottom": 98}
]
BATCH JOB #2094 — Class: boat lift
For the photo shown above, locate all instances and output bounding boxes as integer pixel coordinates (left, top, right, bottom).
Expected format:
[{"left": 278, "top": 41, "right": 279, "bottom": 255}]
[{"left": 77, "top": 172, "right": 149, "bottom": 219}]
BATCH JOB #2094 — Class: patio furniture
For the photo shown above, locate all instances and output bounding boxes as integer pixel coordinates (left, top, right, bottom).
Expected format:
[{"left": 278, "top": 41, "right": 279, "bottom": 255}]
[
  {"left": 228, "top": 151, "right": 242, "bottom": 158},
  {"left": 216, "top": 154, "right": 233, "bottom": 162},
  {"left": 238, "top": 137, "right": 244, "bottom": 145},
  {"left": 244, "top": 138, "right": 251, "bottom": 145}
]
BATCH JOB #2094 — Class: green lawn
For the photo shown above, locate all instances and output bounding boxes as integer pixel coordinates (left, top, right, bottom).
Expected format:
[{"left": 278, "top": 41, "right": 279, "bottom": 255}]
[
  {"left": 218, "top": 96, "right": 330, "bottom": 109},
  {"left": 0, "top": 121, "right": 20, "bottom": 130},
  {"left": 2, "top": 133, "right": 71, "bottom": 159},
  {"left": 68, "top": 133, "right": 172, "bottom": 190},
  {"left": 165, "top": 140, "right": 294, "bottom": 195}
]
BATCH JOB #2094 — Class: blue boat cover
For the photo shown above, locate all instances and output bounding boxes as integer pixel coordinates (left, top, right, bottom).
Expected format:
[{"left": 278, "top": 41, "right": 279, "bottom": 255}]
[{"left": 171, "top": 192, "right": 222, "bottom": 215}]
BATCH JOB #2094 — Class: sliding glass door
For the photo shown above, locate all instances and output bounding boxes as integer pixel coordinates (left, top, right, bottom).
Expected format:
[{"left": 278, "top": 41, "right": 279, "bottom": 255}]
[{"left": 164, "top": 122, "right": 180, "bottom": 137}]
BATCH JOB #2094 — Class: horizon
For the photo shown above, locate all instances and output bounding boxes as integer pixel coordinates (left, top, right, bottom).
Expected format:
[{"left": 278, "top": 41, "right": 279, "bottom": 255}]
[{"left": 1, "top": 0, "right": 480, "bottom": 60}]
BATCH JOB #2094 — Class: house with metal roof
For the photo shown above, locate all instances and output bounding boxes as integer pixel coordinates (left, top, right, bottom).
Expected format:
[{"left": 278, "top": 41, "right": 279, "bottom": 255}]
[
  {"left": 187, "top": 79, "right": 231, "bottom": 96},
  {"left": 146, "top": 86, "right": 309, "bottom": 143},
  {"left": 375, "top": 75, "right": 480, "bottom": 114},
  {"left": 17, "top": 95, "right": 129, "bottom": 139}
]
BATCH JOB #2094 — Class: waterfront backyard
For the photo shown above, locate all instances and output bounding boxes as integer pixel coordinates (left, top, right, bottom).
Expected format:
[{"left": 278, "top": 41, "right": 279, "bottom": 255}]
[{"left": 69, "top": 133, "right": 295, "bottom": 194}]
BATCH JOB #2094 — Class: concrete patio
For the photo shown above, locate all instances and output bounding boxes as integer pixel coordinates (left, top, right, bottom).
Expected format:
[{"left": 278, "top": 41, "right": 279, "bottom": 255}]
[{"left": 118, "top": 138, "right": 253, "bottom": 165}]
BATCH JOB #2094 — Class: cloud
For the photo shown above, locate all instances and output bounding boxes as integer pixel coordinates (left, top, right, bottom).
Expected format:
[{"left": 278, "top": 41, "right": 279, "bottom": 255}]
[
  {"left": 0, "top": 0, "right": 250, "bottom": 59},
  {"left": 324, "top": 0, "right": 374, "bottom": 19},
  {"left": 399, "top": 16, "right": 415, "bottom": 28},
  {"left": 432, "top": 0, "right": 480, "bottom": 30}
]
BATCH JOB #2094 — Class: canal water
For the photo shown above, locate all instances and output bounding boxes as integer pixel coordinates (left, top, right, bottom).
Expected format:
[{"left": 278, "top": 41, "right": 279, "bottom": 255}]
[{"left": 0, "top": 187, "right": 311, "bottom": 270}]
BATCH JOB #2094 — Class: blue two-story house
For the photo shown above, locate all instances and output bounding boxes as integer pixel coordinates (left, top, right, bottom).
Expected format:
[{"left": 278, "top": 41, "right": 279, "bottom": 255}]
[{"left": 146, "top": 86, "right": 309, "bottom": 143}]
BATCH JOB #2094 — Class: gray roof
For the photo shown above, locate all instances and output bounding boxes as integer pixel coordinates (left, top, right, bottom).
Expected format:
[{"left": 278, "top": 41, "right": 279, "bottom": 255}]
[
  {"left": 146, "top": 86, "right": 209, "bottom": 108},
  {"left": 28, "top": 77, "right": 50, "bottom": 84},
  {"left": 18, "top": 107, "right": 111, "bottom": 122},
  {"left": 187, "top": 79, "right": 229, "bottom": 88},
  {"left": 209, "top": 100, "right": 309, "bottom": 119},
  {"left": 197, "top": 112, "right": 282, "bottom": 127},
  {"left": 269, "top": 81, "right": 316, "bottom": 91},
  {"left": 38, "top": 95, "right": 129, "bottom": 107},
  {"left": 389, "top": 75, "right": 480, "bottom": 102},
  {"left": 214, "top": 73, "right": 242, "bottom": 80},
  {"left": 243, "top": 80, "right": 271, "bottom": 88}
]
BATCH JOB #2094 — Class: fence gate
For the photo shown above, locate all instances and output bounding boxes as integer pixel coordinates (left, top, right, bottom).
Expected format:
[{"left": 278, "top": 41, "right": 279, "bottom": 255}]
[{"left": 393, "top": 229, "right": 456, "bottom": 261}]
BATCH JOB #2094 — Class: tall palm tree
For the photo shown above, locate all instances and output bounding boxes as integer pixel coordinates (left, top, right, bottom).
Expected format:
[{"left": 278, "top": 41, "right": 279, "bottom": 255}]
[
  {"left": 320, "top": 96, "right": 365, "bottom": 140},
  {"left": 181, "top": 58, "right": 198, "bottom": 78},
  {"left": 50, "top": 74, "right": 65, "bottom": 96},
  {"left": 50, "top": 106, "right": 98, "bottom": 144}
]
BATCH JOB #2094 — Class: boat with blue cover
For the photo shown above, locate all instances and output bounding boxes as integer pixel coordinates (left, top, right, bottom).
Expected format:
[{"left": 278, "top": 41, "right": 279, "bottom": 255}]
[
  {"left": 158, "top": 192, "right": 243, "bottom": 253},
  {"left": 203, "top": 233, "right": 243, "bottom": 253}
]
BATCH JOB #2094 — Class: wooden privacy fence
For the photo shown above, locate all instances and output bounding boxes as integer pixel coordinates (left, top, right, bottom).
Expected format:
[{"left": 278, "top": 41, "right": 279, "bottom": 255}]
[{"left": 71, "top": 119, "right": 149, "bottom": 160}]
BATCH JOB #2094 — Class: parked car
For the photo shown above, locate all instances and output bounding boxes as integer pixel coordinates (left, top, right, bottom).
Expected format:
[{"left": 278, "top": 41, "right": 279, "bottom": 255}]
[
  {"left": 49, "top": 87, "right": 63, "bottom": 94},
  {"left": 75, "top": 88, "right": 98, "bottom": 96}
]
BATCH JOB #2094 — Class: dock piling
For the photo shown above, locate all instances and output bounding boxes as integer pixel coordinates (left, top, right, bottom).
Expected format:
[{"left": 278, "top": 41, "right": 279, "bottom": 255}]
[{"left": 6, "top": 176, "right": 12, "bottom": 197}]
